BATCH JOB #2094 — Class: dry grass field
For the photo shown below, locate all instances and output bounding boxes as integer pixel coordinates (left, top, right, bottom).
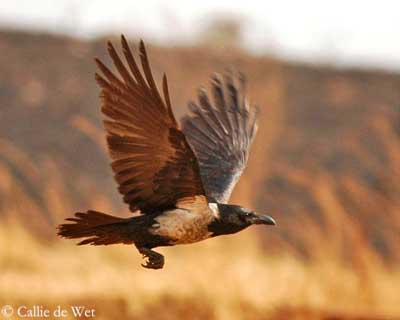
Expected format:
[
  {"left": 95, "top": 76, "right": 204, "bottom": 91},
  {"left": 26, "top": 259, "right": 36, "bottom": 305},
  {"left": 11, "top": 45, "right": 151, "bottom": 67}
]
[{"left": 0, "top": 31, "right": 399, "bottom": 319}]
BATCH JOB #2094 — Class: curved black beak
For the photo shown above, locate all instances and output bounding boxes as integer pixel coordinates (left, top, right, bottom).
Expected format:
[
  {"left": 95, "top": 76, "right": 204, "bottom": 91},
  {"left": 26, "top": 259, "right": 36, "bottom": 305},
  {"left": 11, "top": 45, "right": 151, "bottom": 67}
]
[{"left": 251, "top": 214, "right": 276, "bottom": 226}]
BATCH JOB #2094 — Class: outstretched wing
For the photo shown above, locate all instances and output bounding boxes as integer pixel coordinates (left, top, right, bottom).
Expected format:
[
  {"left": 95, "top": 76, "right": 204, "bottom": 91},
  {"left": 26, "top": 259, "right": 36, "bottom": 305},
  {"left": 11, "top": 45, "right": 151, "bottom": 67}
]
[
  {"left": 181, "top": 72, "right": 258, "bottom": 203},
  {"left": 95, "top": 36, "right": 207, "bottom": 214}
]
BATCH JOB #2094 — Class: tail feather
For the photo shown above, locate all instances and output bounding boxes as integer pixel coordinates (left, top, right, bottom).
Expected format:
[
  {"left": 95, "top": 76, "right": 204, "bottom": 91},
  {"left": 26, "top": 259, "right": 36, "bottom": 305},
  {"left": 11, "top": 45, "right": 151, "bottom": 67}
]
[{"left": 57, "top": 210, "right": 134, "bottom": 245}]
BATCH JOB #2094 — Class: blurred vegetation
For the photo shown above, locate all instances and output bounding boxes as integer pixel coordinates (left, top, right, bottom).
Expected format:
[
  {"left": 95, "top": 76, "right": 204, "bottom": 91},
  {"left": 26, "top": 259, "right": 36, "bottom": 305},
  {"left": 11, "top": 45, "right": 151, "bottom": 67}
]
[{"left": 0, "top": 30, "right": 399, "bottom": 319}]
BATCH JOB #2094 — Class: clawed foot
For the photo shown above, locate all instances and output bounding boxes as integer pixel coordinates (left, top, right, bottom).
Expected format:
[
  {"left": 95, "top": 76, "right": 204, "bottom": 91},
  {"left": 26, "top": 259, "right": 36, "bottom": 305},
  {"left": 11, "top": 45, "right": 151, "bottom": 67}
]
[{"left": 138, "top": 248, "right": 165, "bottom": 269}]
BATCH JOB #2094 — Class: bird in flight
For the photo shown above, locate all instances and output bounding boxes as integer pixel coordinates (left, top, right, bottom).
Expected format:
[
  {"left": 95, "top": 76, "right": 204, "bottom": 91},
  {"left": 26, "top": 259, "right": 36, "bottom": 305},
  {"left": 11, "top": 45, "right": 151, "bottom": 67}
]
[{"left": 58, "top": 36, "right": 276, "bottom": 269}]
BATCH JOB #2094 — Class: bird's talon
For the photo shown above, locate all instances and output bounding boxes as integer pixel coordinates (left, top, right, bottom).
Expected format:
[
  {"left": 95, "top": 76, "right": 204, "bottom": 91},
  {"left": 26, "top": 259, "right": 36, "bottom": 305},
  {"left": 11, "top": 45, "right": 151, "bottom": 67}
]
[{"left": 138, "top": 247, "right": 165, "bottom": 269}]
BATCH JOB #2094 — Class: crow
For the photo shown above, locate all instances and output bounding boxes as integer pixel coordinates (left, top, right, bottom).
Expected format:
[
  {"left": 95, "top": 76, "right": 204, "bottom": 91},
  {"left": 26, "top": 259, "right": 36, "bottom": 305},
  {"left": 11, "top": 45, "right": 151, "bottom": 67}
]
[{"left": 57, "top": 36, "right": 276, "bottom": 269}]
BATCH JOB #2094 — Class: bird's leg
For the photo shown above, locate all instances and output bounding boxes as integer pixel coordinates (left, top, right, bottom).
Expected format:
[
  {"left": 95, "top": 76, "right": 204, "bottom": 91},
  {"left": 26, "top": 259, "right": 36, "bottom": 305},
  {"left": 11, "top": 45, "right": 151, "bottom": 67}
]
[{"left": 138, "top": 247, "right": 165, "bottom": 269}]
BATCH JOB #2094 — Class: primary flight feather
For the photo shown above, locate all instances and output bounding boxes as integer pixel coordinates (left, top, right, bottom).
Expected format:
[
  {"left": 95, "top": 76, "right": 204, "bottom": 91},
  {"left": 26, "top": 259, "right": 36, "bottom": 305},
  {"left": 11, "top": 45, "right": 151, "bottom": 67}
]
[{"left": 58, "top": 36, "right": 276, "bottom": 269}]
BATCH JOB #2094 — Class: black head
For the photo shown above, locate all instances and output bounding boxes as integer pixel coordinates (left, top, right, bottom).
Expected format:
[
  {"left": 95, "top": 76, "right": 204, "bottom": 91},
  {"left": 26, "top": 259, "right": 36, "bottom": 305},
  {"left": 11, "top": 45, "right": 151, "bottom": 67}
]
[{"left": 208, "top": 203, "right": 276, "bottom": 237}]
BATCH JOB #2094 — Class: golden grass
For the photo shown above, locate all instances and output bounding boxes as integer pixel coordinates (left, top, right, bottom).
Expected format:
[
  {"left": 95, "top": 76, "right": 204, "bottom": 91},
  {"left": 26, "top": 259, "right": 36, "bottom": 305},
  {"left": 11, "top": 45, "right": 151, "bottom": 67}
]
[{"left": 0, "top": 222, "right": 399, "bottom": 320}]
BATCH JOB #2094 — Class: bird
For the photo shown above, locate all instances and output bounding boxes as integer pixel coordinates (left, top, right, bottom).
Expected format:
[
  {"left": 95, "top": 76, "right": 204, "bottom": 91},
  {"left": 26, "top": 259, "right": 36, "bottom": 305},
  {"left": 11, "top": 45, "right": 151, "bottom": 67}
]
[{"left": 57, "top": 35, "right": 276, "bottom": 269}]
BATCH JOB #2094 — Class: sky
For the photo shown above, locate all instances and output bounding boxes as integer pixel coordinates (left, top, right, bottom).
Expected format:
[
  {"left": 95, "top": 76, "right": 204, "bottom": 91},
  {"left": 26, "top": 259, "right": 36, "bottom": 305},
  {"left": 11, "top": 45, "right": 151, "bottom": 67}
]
[{"left": 1, "top": 0, "right": 400, "bottom": 70}]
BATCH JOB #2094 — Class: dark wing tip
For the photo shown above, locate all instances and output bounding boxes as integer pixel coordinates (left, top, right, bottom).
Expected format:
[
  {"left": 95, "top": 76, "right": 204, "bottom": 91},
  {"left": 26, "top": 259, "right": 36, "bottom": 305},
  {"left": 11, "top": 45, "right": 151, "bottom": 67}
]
[
  {"left": 162, "top": 72, "right": 173, "bottom": 117},
  {"left": 121, "top": 34, "right": 129, "bottom": 50},
  {"left": 139, "top": 39, "right": 146, "bottom": 55},
  {"left": 106, "top": 41, "right": 118, "bottom": 57},
  {"left": 94, "top": 57, "right": 102, "bottom": 66},
  {"left": 93, "top": 62, "right": 108, "bottom": 84},
  {"left": 94, "top": 58, "right": 109, "bottom": 73}
]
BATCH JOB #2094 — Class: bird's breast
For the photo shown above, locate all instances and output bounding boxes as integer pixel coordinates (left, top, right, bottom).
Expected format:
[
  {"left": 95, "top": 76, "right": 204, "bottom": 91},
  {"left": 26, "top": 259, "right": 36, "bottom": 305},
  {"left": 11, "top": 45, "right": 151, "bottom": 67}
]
[{"left": 149, "top": 208, "right": 214, "bottom": 244}]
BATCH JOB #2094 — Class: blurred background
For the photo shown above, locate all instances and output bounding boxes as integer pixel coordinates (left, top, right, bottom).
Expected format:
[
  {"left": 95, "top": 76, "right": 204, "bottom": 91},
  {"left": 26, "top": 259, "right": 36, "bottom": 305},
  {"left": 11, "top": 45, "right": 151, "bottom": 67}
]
[{"left": 0, "top": 1, "right": 399, "bottom": 319}]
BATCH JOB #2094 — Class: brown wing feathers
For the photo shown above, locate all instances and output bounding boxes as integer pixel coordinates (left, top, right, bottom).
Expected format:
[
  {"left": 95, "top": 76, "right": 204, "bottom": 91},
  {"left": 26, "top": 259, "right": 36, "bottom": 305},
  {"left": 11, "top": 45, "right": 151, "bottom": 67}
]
[{"left": 95, "top": 36, "right": 205, "bottom": 214}]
